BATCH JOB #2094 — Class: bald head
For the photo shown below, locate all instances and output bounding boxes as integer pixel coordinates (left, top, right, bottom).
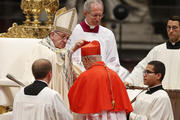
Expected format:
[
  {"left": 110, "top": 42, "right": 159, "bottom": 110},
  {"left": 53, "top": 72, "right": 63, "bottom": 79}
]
[{"left": 32, "top": 59, "right": 52, "bottom": 80}]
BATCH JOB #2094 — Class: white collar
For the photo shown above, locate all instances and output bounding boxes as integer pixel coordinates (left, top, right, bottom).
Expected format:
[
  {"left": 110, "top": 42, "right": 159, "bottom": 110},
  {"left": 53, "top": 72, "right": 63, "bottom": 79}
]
[{"left": 85, "top": 19, "right": 96, "bottom": 29}]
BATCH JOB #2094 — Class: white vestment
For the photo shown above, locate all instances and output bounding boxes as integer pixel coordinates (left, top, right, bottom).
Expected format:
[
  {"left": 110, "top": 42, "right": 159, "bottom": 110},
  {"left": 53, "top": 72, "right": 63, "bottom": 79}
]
[
  {"left": 13, "top": 87, "right": 73, "bottom": 120},
  {"left": 74, "top": 110, "right": 126, "bottom": 120},
  {"left": 125, "top": 43, "right": 180, "bottom": 89},
  {"left": 22, "top": 37, "right": 73, "bottom": 107},
  {"left": 66, "top": 24, "right": 129, "bottom": 81},
  {"left": 129, "top": 89, "right": 174, "bottom": 120}
]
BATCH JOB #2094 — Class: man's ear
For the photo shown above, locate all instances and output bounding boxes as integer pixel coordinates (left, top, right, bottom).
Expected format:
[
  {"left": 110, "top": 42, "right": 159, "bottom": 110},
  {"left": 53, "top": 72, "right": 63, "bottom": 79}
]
[
  {"left": 84, "top": 10, "right": 87, "bottom": 17},
  {"left": 85, "top": 57, "right": 89, "bottom": 62},
  {"left": 50, "top": 32, "right": 55, "bottom": 39},
  {"left": 157, "top": 73, "right": 162, "bottom": 82},
  {"left": 47, "top": 71, "right": 52, "bottom": 83}
]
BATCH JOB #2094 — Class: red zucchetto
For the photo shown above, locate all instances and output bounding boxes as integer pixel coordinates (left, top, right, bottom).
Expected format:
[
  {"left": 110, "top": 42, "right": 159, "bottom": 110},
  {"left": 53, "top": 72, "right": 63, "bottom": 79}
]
[{"left": 81, "top": 40, "right": 101, "bottom": 56}]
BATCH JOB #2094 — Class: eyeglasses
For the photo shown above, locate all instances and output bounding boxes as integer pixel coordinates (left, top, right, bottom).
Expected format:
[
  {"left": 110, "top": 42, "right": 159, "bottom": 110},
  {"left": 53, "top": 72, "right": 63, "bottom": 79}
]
[
  {"left": 89, "top": 13, "right": 104, "bottom": 18},
  {"left": 167, "top": 26, "right": 178, "bottom": 31},
  {"left": 143, "top": 70, "right": 156, "bottom": 75},
  {"left": 55, "top": 32, "right": 69, "bottom": 40}
]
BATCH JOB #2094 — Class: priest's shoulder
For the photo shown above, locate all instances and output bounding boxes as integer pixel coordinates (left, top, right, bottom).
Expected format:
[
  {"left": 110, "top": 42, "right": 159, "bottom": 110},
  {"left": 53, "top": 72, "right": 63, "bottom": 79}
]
[
  {"left": 72, "top": 24, "right": 82, "bottom": 33},
  {"left": 150, "top": 43, "right": 167, "bottom": 52},
  {"left": 42, "top": 87, "right": 62, "bottom": 99},
  {"left": 99, "top": 25, "right": 114, "bottom": 34},
  {"left": 154, "top": 89, "right": 170, "bottom": 98}
]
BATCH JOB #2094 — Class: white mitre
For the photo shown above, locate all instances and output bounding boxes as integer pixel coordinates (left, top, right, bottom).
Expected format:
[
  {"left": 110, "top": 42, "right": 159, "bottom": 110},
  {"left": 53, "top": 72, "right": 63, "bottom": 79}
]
[{"left": 53, "top": 7, "right": 78, "bottom": 34}]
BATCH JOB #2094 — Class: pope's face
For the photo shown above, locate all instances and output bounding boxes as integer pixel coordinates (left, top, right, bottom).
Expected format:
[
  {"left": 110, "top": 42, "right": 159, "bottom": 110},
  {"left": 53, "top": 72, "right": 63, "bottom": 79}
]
[
  {"left": 50, "top": 31, "right": 70, "bottom": 49},
  {"left": 167, "top": 20, "right": 180, "bottom": 43},
  {"left": 84, "top": 3, "right": 103, "bottom": 26}
]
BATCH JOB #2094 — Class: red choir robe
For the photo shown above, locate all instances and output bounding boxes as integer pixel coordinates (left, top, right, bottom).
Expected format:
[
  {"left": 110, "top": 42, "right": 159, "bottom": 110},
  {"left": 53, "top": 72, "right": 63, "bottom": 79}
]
[{"left": 68, "top": 61, "right": 133, "bottom": 114}]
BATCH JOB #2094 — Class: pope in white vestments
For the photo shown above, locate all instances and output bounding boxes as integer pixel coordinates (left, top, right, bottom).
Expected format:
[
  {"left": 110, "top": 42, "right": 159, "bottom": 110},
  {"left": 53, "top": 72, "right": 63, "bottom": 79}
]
[
  {"left": 22, "top": 8, "right": 79, "bottom": 108},
  {"left": 23, "top": 37, "right": 72, "bottom": 107}
]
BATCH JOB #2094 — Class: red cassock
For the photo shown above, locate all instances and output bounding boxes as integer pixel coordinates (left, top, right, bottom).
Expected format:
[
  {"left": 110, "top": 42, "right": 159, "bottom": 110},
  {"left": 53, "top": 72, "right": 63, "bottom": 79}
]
[{"left": 68, "top": 61, "right": 133, "bottom": 114}]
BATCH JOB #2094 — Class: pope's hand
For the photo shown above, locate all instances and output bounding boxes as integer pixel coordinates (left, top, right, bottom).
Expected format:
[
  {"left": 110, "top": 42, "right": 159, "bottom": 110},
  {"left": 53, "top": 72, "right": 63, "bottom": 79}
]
[{"left": 71, "top": 40, "right": 89, "bottom": 52}]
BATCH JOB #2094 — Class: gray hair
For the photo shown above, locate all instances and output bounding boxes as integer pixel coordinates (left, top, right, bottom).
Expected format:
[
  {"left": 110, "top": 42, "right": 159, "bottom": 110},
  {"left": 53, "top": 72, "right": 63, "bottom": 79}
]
[
  {"left": 84, "top": 0, "right": 103, "bottom": 13},
  {"left": 83, "top": 55, "right": 102, "bottom": 62}
]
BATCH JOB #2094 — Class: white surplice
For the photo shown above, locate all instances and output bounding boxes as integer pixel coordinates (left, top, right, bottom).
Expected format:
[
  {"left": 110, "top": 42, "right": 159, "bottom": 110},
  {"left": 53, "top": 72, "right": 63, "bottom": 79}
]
[
  {"left": 74, "top": 111, "right": 127, "bottom": 120},
  {"left": 66, "top": 24, "right": 129, "bottom": 81},
  {"left": 129, "top": 90, "right": 174, "bottom": 120},
  {"left": 13, "top": 87, "right": 73, "bottom": 120},
  {"left": 22, "top": 37, "right": 73, "bottom": 108},
  {"left": 125, "top": 43, "right": 180, "bottom": 89}
]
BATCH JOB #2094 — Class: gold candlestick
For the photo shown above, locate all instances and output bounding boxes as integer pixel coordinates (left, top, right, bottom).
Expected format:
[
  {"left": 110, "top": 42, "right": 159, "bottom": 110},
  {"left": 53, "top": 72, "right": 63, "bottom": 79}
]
[
  {"left": 44, "top": 0, "right": 59, "bottom": 26},
  {"left": 21, "top": 0, "right": 32, "bottom": 25}
]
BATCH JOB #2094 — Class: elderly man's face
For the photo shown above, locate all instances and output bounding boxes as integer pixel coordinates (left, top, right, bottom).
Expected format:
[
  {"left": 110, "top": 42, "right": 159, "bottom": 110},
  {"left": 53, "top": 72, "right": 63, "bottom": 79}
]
[
  {"left": 50, "top": 31, "right": 70, "bottom": 49},
  {"left": 84, "top": 3, "right": 103, "bottom": 26}
]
